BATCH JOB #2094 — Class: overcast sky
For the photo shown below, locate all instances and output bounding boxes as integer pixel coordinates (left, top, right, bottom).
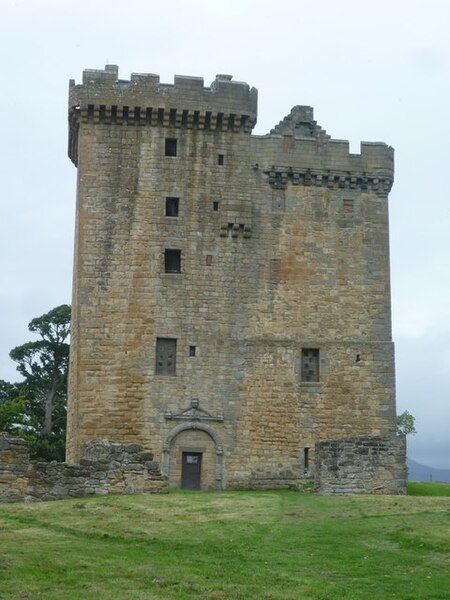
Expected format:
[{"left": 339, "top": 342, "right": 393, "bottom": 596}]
[{"left": 0, "top": 0, "right": 449, "bottom": 468}]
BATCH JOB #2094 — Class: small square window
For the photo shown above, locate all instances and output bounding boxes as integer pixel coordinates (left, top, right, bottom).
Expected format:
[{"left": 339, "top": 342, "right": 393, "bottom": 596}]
[
  {"left": 165, "top": 249, "right": 181, "bottom": 273},
  {"left": 165, "top": 138, "right": 177, "bottom": 156},
  {"left": 301, "top": 348, "right": 319, "bottom": 382},
  {"left": 343, "top": 199, "right": 354, "bottom": 213},
  {"left": 189, "top": 345, "right": 196, "bottom": 357},
  {"left": 155, "top": 338, "right": 176, "bottom": 376},
  {"left": 212, "top": 201, "right": 219, "bottom": 212},
  {"left": 165, "top": 197, "right": 179, "bottom": 217},
  {"left": 218, "top": 154, "right": 224, "bottom": 165}
]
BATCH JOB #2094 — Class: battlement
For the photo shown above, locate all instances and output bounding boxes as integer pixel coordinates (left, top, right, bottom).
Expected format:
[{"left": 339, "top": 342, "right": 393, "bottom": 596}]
[
  {"left": 69, "top": 65, "right": 257, "bottom": 130},
  {"left": 252, "top": 106, "right": 394, "bottom": 197}
]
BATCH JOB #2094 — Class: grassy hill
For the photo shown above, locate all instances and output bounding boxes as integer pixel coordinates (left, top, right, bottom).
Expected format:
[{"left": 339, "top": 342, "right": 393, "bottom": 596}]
[{"left": 0, "top": 485, "right": 449, "bottom": 599}]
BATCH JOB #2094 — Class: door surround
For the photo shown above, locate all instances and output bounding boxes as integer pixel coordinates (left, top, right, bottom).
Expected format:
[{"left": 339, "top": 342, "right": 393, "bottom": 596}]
[{"left": 161, "top": 423, "right": 224, "bottom": 490}]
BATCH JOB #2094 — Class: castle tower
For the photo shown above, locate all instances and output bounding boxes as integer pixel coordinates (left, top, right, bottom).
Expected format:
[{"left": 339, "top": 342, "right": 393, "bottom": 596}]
[{"left": 67, "top": 66, "right": 397, "bottom": 490}]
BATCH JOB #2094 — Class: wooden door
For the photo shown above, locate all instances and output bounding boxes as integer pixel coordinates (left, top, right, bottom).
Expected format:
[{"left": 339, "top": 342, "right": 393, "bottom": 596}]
[{"left": 181, "top": 452, "right": 202, "bottom": 490}]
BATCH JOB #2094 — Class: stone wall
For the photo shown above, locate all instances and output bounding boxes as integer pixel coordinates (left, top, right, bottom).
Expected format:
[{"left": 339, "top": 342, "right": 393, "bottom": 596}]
[
  {"left": 0, "top": 434, "right": 167, "bottom": 503},
  {"left": 0, "top": 435, "right": 30, "bottom": 502},
  {"left": 314, "top": 435, "right": 406, "bottom": 495},
  {"left": 66, "top": 65, "right": 400, "bottom": 491}
]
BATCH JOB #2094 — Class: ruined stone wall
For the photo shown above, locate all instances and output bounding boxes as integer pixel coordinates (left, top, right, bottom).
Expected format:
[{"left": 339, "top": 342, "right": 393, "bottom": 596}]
[
  {"left": 66, "top": 66, "right": 399, "bottom": 491},
  {"left": 0, "top": 434, "right": 167, "bottom": 503},
  {"left": 0, "top": 435, "right": 29, "bottom": 502},
  {"left": 314, "top": 435, "right": 406, "bottom": 494}
]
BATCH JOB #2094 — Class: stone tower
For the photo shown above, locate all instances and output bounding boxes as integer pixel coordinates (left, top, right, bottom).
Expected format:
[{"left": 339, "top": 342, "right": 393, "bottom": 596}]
[{"left": 67, "top": 65, "right": 399, "bottom": 490}]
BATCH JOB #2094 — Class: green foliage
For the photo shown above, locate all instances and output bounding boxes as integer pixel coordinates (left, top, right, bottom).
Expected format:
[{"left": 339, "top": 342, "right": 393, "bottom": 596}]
[
  {"left": 396, "top": 410, "right": 417, "bottom": 436},
  {"left": 0, "top": 491, "right": 449, "bottom": 599},
  {"left": 1, "top": 305, "right": 71, "bottom": 461},
  {"left": 25, "top": 433, "right": 67, "bottom": 462},
  {"left": 0, "top": 380, "right": 25, "bottom": 432}
]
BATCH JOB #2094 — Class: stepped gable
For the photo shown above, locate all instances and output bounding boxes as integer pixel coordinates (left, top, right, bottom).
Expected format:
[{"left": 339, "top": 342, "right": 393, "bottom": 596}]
[
  {"left": 260, "top": 105, "right": 394, "bottom": 198},
  {"left": 270, "top": 105, "right": 330, "bottom": 140}
]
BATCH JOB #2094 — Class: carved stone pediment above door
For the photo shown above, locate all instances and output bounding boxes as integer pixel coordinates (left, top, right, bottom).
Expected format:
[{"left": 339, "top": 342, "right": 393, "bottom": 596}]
[{"left": 164, "top": 398, "right": 224, "bottom": 423}]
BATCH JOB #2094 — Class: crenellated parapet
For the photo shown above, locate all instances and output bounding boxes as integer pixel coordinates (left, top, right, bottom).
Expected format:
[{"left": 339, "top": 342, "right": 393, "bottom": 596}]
[
  {"left": 253, "top": 106, "right": 394, "bottom": 197},
  {"left": 68, "top": 65, "right": 257, "bottom": 165}
]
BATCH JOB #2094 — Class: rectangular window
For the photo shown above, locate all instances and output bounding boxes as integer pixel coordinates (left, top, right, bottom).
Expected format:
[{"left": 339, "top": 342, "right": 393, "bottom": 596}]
[
  {"left": 205, "top": 254, "right": 213, "bottom": 266},
  {"left": 218, "top": 154, "right": 224, "bottom": 165},
  {"left": 165, "top": 138, "right": 177, "bottom": 156},
  {"left": 189, "top": 345, "right": 196, "bottom": 357},
  {"left": 301, "top": 348, "right": 319, "bottom": 382},
  {"left": 343, "top": 199, "right": 354, "bottom": 213},
  {"left": 155, "top": 338, "right": 177, "bottom": 376},
  {"left": 165, "top": 197, "right": 179, "bottom": 217},
  {"left": 165, "top": 249, "right": 181, "bottom": 273},
  {"left": 304, "top": 448, "right": 309, "bottom": 471},
  {"left": 213, "top": 201, "right": 219, "bottom": 211}
]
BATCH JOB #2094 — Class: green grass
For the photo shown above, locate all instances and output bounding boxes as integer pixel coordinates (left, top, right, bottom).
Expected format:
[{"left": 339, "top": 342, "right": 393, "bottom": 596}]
[
  {"left": 407, "top": 481, "right": 450, "bottom": 496},
  {"left": 0, "top": 487, "right": 449, "bottom": 599}
]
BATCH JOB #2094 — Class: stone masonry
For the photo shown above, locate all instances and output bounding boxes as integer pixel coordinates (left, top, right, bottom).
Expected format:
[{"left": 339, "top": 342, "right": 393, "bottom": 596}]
[
  {"left": 0, "top": 433, "right": 167, "bottom": 503},
  {"left": 314, "top": 435, "right": 406, "bottom": 494},
  {"left": 66, "top": 65, "right": 401, "bottom": 492}
]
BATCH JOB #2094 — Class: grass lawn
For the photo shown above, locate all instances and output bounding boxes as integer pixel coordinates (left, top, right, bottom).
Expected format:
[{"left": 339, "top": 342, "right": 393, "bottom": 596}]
[{"left": 0, "top": 486, "right": 449, "bottom": 599}]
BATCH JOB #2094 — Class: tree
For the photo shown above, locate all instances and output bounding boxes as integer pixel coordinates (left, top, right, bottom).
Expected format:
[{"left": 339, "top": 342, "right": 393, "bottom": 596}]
[
  {"left": 4, "top": 305, "right": 71, "bottom": 460},
  {"left": 396, "top": 410, "right": 417, "bottom": 436},
  {"left": 0, "top": 380, "right": 25, "bottom": 433}
]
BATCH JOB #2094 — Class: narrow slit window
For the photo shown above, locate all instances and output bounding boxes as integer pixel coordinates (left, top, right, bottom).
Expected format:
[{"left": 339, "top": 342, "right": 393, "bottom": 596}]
[
  {"left": 155, "top": 338, "right": 177, "bottom": 376},
  {"left": 165, "top": 138, "right": 177, "bottom": 156},
  {"left": 301, "top": 348, "right": 319, "bottom": 382},
  {"left": 165, "top": 249, "right": 181, "bottom": 273},
  {"left": 218, "top": 154, "right": 224, "bottom": 166},
  {"left": 304, "top": 448, "right": 310, "bottom": 471},
  {"left": 213, "top": 201, "right": 219, "bottom": 212},
  {"left": 165, "top": 197, "right": 179, "bottom": 217}
]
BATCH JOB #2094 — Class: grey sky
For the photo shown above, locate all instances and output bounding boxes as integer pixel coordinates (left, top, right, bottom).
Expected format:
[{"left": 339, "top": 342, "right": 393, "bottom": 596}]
[{"left": 1, "top": 0, "right": 449, "bottom": 467}]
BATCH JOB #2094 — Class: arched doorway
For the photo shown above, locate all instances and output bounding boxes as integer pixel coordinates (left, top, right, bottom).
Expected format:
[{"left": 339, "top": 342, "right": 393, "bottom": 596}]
[{"left": 162, "top": 423, "right": 223, "bottom": 490}]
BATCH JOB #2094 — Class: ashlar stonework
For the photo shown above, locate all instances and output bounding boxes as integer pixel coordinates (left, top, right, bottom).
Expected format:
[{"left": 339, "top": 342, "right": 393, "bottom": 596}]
[{"left": 66, "top": 65, "right": 404, "bottom": 493}]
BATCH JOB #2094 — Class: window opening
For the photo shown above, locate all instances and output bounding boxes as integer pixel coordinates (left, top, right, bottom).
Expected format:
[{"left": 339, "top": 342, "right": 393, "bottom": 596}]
[
  {"left": 165, "top": 197, "right": 179, "bottom": 217},
  {"left": 205, "top": 255, "right": 213, "bottom": 266},
  {"left": 155, "top": 338, "right": 177, "bottom": 376},
  {"left": 301, "top": 348, "right": 319, "bottom": 382},
  {"left": 165, "top": 138, "right": 177, "bottom": 156},
  {"left": 304, "top": 448, "right": 310, "bottom": 471},
  {"left": 343, "top": 199, "right": 354, "bottom": 213},
  {"left": 213, "top": 201, "right": 219, "bottom": 211},
  {"left": 189, "top": 345, "right": 196, "bottom": 357},
  {"left": 165, "top": 249, "right": 181, "bottom": 273},
  {"left": 218, "top": 154, "right": 224, "bottom": 166}
]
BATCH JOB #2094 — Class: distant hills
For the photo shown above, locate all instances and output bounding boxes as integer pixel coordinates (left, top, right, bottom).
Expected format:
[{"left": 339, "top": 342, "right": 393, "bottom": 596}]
[{"left": 407, "top": 459, "right": 450, "bottom": 483}]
